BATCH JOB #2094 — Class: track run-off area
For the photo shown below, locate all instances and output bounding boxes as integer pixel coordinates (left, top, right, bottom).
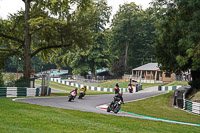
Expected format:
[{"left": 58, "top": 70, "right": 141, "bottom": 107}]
[{"left": 13, "top": 89, "right": 200, "bottom": 127}]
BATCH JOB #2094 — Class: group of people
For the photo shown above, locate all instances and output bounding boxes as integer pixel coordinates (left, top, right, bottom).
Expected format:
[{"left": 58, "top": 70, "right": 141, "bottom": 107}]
[
  {"left": 70, "top": 86, "right": 87, "bottom": 99},
  {"left": 70, "top": 81, "right": 136, "bottom": 103}
]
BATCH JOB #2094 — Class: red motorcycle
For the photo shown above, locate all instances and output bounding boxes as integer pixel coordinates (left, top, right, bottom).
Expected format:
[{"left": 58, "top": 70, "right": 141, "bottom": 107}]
[{"left": 128, "top": 85, "right": 133, "bottom": 93}]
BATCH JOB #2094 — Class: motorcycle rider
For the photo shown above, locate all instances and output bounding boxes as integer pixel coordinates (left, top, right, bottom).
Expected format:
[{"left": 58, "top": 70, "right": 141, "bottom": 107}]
[
  {"left": 114, "top": 82, "right": 119, "bottom": 94},
  {"left": 70, "top": 88, "right": 78, "bottom": 99},
  {"left": 78, "top": 86, "right": 87, "bottom": 99},
  {"left": 114, "top": 83, "right": 124, "bottom": 104},
  {"left": 128, "top": 83, "right": 133, "bottom": 93}
]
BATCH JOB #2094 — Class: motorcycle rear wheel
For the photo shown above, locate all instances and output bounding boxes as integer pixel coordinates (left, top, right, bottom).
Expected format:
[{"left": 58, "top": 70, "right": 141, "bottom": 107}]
[
  {"left": 107, "top": 106, "right": 111, "bottom": 112},
  {"left": 114, "top": 105, "right": 121, "bottom": 113}
]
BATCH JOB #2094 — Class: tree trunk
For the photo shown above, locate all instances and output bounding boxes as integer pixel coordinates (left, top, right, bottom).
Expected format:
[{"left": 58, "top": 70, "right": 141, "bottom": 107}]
[
  {"left": 190, "top": 70, "right": 200, "bottom": 90},
  {"left": 23, "top": 0, "right": 31, "bottom": 79},
  {"left": 124, "top": 41, "right": 129, "bottom": 72},
  {"left": 91, "top": 66, "right": 95, "bottom": 79}
]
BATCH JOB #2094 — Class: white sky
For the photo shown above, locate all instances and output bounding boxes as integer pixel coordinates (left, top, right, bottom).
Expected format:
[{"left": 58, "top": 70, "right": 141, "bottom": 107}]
[{"left": 0, "top": 0, "right": 152, "bottom": 19}]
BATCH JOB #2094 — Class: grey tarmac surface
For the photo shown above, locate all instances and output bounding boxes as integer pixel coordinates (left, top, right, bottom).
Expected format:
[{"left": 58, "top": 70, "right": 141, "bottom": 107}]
[{"left": 14, "top": 91, "right": 167, "bottom": 115}]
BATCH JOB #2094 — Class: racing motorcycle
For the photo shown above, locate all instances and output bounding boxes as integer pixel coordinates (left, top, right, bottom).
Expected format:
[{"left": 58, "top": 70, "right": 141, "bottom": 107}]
[
  {"left": 78, "top": 92, "right": 85, "bottom": 99},
  {"left": 107, "top": 96, "right": 123, "bottom": 114},
  {"left": 68, "top": 91, "right": 76, "bottom": 102},
  {"left": 128, "top": 85, "right": 133, "bottom": 93}
]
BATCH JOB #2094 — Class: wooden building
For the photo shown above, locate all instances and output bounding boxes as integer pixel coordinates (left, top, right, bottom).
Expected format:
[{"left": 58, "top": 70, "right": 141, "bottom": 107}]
[{"left": 132, "top": 63, "right": 175, "bottom": 83}]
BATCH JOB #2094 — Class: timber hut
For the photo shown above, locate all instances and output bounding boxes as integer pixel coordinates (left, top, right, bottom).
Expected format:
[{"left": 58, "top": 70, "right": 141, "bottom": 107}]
[{"left": 132, "top": 63, "right": 175, "bottom": 83}]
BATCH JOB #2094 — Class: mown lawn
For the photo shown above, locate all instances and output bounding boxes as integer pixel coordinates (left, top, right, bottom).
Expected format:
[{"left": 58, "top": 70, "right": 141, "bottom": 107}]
[
  {"left": 0, "top": 94, "right": 199, "bottom": 133},
  {"left": 121, "top": 91, "right": 200, "bottom": 124},
  {"left": 98, "top": 80, "right": 163, "bottom": 89},
  {"left": 35, "top": 80, "right": 113, "bottom": 96},
  {"left": 164, "top": 81, "right": 189, "bottom": 86}
]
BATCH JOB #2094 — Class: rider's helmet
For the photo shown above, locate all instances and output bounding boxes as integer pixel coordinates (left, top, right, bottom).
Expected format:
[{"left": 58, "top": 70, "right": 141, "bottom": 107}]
[
  {"left": 84, "top": 86, "right": 86, "bottom": 88},
  {"left": 115, "top": 83, "right": 119, "bottom": 89},
  {"left": 75, "top": 88, "right": 78, "bottom": 92}
]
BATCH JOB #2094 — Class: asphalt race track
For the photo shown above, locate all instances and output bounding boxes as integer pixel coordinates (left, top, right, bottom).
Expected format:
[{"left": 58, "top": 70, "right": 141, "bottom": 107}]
[{"left": 14, "top": 91, "right": 167, "bottom": 115}]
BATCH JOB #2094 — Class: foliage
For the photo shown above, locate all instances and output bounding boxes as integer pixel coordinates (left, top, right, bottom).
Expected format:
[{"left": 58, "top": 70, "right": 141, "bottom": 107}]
[
  {"left": 0, "top": 70, "right": 4, "bottom": 87},
  {"left": 53, "top": 0, "right": 113, "bottom": 77},
  {"left": 152, "top": 0, "right": 200, "bottom": 89},
  {"left": 111, "top": 3, "right": 156, "bottom": 75},
  {"left": 0, "top": 0, "right": 93, "bottom": 78},
  {"left": 4, "top": 55, "right": 57, "bottom": 73}
]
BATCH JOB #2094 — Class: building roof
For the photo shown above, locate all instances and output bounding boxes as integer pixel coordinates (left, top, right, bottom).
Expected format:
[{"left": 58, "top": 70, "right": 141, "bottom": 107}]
[
  {"left": 133, "top": 63, "right": 160, "bottom": 71},
  {"left": 35, "top": 70, "right": 68, "bottom": 77},
  {"left": 88, "top": 68, "right": 109, "bottom": 75}
]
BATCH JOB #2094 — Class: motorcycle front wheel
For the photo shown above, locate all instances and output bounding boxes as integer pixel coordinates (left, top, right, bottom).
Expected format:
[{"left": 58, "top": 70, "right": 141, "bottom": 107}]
[{"left": 68, "top": 96, "right": 73, "bottom": 102}]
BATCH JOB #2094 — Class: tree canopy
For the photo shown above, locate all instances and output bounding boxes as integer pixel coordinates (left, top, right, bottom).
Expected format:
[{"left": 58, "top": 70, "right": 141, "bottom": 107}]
[
  {"left": 0, "top": 0, "right": 93, "bottom": 78},
  {"left": 152, "top": 0, "right": 200, "bottom": 89},
  {"left": 111, "top": 2, "right": 156, "bottom": 75},
  {"left": 51, "top": 0, "right": 113, "bottom": 77}
]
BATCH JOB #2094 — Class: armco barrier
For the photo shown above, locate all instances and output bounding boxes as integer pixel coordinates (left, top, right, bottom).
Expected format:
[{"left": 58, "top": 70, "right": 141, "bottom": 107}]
[
  {"left": 0, "top": 87, "right": 42, "bottom": 97},
  {"left": 50, "top": 78, "right": 142, "bottom": 93},
  {"left": 158, "top": 85, "right": 182, "bottom": 91}
]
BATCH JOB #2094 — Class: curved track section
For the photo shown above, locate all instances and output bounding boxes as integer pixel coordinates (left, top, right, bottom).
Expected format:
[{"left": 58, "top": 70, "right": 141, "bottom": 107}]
[{"left": 14, "top": 91, "right": 166, "bottom": 115}]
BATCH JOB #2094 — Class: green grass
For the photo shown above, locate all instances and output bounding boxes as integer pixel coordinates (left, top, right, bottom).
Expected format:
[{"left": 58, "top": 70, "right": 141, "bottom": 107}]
[
  {"left": 35, "top": 80, "right": 113, "bottom": 96},
  {"left": 98, "top": 80, "right": 163, "bottom": 89},
  {"left": 141, "top": 83, "right": 164, "bottom": 89},
  {"left": 165, "top": 81, "right": 189, "bottom": 86},
  {"left": 0, "top": 94, "right": 200, "bottom": 132},
  {"left": 191, "top": 91, "right": 200, "bottom": 102},
  {"left": 121, "top": 91, "right": 200, "bottom": 124},
  {"left": 36, "top": 80, "right": 163, "bottom": 96}
]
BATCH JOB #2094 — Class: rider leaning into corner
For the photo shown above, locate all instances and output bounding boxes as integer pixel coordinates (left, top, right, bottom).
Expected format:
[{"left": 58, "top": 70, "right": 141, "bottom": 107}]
[
  {"left": 114, "top": 83, "right": 124, "bottom": 104},
  {"left": 70, "top": 88, "right": 78, "bottom": 97},
  {"left": 80, "top": 86, "right": 87, "bottom": 95}
]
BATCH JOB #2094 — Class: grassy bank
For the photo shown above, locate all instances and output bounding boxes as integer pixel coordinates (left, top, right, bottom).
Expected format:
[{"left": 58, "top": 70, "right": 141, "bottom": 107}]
[
  {"left": 121, "top": 91, "right": 200, "bottom": 124},
  {"left": 98, "top": 80, "right": 163, "bottom": 89},
  {"left": 35, "top": 80, "right": 113, "bottom": 96},
  {"left": 35, "top": 80, "right": 163, "bottom": 96},
  {"left": 190, "top": 91, "right": 200, "bottom": 102},
  {"left": 0, "top": 94, "right": 199, "bottom": 132},
  {"left": 165, "top": 81, "right": 189, "bottom": 86}
]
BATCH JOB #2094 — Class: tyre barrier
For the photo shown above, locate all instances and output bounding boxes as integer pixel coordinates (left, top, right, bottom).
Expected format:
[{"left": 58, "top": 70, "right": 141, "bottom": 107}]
[
  {"left": 184, "top": 99, "right": 200, "bottom": 115},
  {"left": 0, "top": 87, "right": 42, "bottom": 97},
  {"left": 158, "top": 85, "right": 182, "bottom": 91},
  {"left": 173, "top": 85, "right": 200, "bottom": 115},
  {"left": 50, "top": 78, "right": 142, "bottom": 93}
]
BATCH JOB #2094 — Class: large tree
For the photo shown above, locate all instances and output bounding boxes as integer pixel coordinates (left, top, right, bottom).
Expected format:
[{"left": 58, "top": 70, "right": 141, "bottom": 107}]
[
  {"left": 54, "top": 0, "right": 112, "bottom": 78},
  {"left": 111, "top": 3, "right": 156, "bottom": 75},
  {"left": 152, "top": 0, "right": 200, "bottom": 89},
  {"left": 111, "top": 2, "right": 142, "bottom": 72},
  {"left": 0, "top": 0, "right": 92, "bottom": 79}
]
